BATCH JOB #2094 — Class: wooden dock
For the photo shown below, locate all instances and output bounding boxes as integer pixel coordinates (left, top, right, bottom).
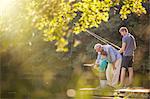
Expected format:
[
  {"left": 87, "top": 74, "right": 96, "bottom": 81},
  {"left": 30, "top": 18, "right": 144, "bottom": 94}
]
[{"left": 79, "top": 87, "right": 150, "bottom": 99}]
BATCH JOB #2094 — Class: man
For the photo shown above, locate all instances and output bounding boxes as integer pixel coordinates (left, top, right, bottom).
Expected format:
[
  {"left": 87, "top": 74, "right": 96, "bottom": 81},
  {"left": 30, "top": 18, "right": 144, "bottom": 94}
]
[
  {"left": 94, "top": 43, "right": 122, "bottom": 87},
  {"left": 119, "top": 27, "right": 136, "bottom": 87}
]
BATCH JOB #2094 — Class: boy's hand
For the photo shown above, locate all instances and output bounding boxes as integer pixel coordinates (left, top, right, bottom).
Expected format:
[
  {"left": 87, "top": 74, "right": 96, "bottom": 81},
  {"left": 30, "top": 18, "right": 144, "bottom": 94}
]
[{"left": 93, "top": 64, "right": 98, "bottom": 69}]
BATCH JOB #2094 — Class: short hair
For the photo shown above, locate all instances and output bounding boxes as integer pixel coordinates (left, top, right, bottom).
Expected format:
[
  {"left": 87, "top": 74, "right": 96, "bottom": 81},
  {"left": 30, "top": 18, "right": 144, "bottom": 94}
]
[
  {"left": 94, "top": 43, "right": 102, "bottom": 49},
  {"left": 101, "top": 50, "right": 107, "bottom": 56},
  {"left": 119, "top": 27, "right": 128, "bottom": 33}
]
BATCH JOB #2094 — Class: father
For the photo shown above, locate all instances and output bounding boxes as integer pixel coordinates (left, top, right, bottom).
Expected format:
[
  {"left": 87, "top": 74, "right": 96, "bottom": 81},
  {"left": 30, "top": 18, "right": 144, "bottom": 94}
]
[{"left": 119, "top": 27, "right": 136, "bottom": 87}]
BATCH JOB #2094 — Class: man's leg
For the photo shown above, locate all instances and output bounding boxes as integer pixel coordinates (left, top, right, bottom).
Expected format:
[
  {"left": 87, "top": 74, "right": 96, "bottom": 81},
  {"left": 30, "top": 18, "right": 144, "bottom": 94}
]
[
  {"left": 120, "top": 67, "right": 126, "bottom": 86},
  {"left": 111, "top": 59, "right": 122, "bottom": 87},
  {"left": 128, "top": 67, "right": 133, "bottom": 86},
  {"left": 106, "top": 63, "right": 113, "bottom": 86}
]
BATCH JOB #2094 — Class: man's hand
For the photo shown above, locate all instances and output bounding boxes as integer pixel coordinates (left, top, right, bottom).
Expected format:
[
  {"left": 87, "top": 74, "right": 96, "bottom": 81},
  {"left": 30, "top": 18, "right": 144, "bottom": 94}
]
[
  {"left": 119, "top": 42, "right": 126, "bottom": 53},
  {"left": 112, "top": 62, "right": 116, "bottom": 70}
]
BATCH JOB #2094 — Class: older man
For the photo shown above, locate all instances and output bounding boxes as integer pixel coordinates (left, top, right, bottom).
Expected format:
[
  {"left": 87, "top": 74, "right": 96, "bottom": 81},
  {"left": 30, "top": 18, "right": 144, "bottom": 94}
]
[
  {"left": 94, "top": 43, "right": 122, "bottom": 87},
  {"left": 119, "top": 27, "right": 136, "bottom": 87}
]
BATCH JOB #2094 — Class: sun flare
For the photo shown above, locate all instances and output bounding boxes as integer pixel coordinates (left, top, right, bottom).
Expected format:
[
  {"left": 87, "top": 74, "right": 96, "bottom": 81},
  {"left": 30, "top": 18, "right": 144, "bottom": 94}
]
[{"left": 0, "top": 0, "right": 15, "bottom": 16}]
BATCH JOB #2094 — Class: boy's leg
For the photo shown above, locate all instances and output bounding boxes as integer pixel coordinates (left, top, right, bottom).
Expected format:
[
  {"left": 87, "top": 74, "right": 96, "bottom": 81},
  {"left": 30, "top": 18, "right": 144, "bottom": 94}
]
[
  {"left": 128, "top": 67, "right": 133, "bottom": 86},
  {"left": 111, "top": 58, "right": 122, "bottom": 87},
  {"left": 100, "top": 80, "right": 107, "bottom": 88},
  {"left": 99, "top": 72, "right": 107, "bottom": 88}
]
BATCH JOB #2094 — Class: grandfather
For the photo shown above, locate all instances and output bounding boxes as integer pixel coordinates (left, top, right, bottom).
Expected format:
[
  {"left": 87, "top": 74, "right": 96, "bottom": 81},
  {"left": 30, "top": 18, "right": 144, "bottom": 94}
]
[{"left": 94, "top": 43, "right": 122, "bottom": 87}]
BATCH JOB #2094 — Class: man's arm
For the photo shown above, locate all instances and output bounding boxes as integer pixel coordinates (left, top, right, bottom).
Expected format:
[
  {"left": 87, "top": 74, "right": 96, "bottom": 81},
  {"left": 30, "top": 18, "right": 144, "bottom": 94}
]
[
  {"left": 108, "top": 47, "right": 116, "bottom": 70},
  {"left": 119, "top": 42, "right": 126, "bottom": 53},
  {"left": 133, "top": 38, "right": 137, "bottom": 50},
  {"left": 94, "top": 53, "right": 101, "bottom": 69},
  {"left": 95, "top": 53, "right": 101, "bottom": 64}
]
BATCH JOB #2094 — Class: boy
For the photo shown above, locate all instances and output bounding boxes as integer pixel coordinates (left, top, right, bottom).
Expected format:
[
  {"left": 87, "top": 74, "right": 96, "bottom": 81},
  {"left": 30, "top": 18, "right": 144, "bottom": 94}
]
[{"left": 98, "top": 50, "right": 108, "bottom": 88}]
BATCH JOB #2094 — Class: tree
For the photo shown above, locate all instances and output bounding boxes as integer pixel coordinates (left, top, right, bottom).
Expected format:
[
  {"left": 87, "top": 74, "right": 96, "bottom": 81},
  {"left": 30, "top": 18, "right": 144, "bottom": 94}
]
[{"left": 0, "top": 0, "right": 148, "bottom": 52}]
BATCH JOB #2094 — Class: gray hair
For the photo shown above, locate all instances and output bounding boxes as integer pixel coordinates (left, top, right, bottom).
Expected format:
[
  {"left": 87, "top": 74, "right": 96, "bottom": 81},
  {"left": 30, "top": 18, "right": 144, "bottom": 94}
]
[{"left": 94, "top": 43, "right": 103, "bottom": 49}]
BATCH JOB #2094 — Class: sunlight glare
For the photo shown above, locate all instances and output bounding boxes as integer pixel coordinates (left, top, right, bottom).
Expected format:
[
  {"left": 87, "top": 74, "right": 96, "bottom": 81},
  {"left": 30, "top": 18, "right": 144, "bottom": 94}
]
[
  {"left": 0, "top": 0, "right": 15, "bottom": 16},
  {"left": 66, "top": 89, "right": 76, "bottom": 97}
]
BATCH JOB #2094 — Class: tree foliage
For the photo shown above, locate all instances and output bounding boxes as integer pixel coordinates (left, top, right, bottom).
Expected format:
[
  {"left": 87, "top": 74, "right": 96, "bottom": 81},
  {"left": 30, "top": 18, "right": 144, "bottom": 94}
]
[
  {"left": 120, "top": 0, "right": 147, "bottom": 19},
  {"left": 27, "top": 0, "right": 147, "bottom": 52}
]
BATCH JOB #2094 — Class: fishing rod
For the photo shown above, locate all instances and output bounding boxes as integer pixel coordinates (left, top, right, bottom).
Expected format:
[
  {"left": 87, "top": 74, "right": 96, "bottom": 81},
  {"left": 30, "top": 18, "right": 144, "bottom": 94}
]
[{"left": 86, "top": 29, "right": 121, "bottom": 50}]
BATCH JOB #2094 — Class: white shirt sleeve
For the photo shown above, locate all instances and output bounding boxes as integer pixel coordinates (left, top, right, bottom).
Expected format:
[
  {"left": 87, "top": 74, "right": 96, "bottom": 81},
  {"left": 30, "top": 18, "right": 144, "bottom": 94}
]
[{"left": 96, "top": 52, "right": 101, "bottom": 64}]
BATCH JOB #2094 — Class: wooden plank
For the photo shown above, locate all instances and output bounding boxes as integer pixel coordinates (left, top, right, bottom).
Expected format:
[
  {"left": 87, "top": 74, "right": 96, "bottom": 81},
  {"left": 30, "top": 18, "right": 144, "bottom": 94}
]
[
  {"left": 115, "top": 88, "right": 150, "bottom": 93},
  {"left": 80, "top": 88, "right": 98, "bottom": 91},
  {"left": 83, "top": 64, "right": 94, "bottom": 67}
]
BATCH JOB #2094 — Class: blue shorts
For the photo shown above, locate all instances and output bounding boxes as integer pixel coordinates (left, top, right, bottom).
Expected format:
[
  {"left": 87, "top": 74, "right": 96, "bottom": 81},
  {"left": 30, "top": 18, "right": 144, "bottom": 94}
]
[{"left": 121, "top": 56, "right": 133, "bottom": 69}]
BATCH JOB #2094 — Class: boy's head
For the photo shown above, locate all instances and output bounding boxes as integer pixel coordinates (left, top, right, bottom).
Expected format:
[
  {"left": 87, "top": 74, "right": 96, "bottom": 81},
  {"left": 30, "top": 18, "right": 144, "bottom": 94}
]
[{"left": 101, "top": 50, "right": 107, "bottom": 58}]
